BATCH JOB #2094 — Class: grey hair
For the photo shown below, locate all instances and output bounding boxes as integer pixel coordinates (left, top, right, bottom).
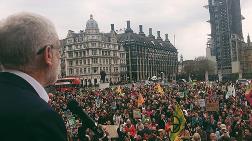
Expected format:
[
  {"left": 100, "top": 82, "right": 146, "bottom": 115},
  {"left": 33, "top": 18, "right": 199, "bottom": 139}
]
[{"left": 0, "top": 12, "right": 59, "bottom": 69}]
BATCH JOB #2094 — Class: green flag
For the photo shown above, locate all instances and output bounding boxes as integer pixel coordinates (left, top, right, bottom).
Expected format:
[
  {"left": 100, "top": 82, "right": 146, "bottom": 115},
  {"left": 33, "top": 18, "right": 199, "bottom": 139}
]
[{"left": 170, "top": 104, "right": 186, "bottom": 141}]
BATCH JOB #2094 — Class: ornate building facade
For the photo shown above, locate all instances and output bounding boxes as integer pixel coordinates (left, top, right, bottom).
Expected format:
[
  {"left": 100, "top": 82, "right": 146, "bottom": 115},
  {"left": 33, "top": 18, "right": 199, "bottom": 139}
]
[
  {"left": 117, "top": 21, "right": 178, "bottom": 82},
  {"left": 60, "top": 15, "right": 127, "bottom": 85}
]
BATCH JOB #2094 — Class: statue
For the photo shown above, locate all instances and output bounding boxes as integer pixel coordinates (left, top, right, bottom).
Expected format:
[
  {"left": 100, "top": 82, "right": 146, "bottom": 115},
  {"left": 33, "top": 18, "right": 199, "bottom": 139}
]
[{"left": 100, "top": 70, "right": 106, "bottom": 83}]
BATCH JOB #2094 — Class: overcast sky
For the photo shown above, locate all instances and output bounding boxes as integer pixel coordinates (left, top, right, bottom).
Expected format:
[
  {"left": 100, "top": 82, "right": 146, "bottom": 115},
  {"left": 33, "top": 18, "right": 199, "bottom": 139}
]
[{"left": 0, "top": 0, "right": 251, "bottom": 60}]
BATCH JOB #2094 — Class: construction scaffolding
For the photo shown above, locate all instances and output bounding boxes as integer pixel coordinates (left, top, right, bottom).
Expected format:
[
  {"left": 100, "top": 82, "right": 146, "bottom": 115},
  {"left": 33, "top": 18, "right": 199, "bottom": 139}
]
[{"left": 206, "top": 0, "right": 244, "bottom": 79}]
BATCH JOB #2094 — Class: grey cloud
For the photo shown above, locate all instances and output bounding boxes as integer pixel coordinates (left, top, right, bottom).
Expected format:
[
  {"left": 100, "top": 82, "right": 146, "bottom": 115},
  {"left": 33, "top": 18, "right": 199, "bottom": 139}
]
[{"left": 0, "top": 0, "right": 251, "bottom": 59}]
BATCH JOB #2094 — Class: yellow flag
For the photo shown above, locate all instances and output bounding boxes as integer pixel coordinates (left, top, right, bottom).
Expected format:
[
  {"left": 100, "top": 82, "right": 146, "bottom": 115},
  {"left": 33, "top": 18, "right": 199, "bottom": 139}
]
[
  {"left": 170, "top": 104, "right": 186, "bottom": 141},
  {"left": 115, "top": 86, "right": 122, "bottom": 94},
  {"left": 155, "top": 83, "right": 164, "bottom": 95},
  {"left": 137, "top": 93, "right": 145, "bottom": 107}
]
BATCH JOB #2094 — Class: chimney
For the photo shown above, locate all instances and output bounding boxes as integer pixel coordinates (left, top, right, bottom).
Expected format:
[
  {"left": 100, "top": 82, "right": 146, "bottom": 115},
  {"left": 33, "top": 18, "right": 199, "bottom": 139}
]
[
  {"left": 139, "top": 25, "right": 145, "bottom": 36},
  {"left": 148, "top": 28, "right": 155, "bottom": 39},
  {"left": 125, "top": 20, "right": 133, "bottom": 33},
  {"left": 127, "top": 21, "right": 130, "bottom": 29},
  {"left": 165, "top": 34, "right": 170, "bottom": 42},
  {"left": 157, "top": 31, "right": 162, "bottom": 41},
  {"left": 139, "top": 25, "right": 143, "bottom": 33},
  {"left": 157, "top": 31, "right": 161, "bottom": 37},
  {"left": 149, "top": 28, "right": 153, "bottom": 36},
  {"left": 111, "top": 24, "right": 114, "bottom": 31}
]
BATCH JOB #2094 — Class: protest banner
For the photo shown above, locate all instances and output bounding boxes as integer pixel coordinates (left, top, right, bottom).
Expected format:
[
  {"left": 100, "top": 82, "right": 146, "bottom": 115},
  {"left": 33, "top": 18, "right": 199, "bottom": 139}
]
[
  {"left": 99, "top": 83, "right": 110, "bottom": 90},
  {"left": 102, "top": 125, "right": 119, "bottom": 138},
  {"left": 206, "top": 99, "right": 219, "bottom": 111},
  {"left": 199, "top": 99, "right": 205, "bottom": 107}
]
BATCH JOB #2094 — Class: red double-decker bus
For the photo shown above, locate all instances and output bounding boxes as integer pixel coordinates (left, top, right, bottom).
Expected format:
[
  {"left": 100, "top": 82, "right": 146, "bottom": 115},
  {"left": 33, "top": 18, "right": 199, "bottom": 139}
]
[{"left": 54, "top": 77, "right": 81, "bottom": 93}]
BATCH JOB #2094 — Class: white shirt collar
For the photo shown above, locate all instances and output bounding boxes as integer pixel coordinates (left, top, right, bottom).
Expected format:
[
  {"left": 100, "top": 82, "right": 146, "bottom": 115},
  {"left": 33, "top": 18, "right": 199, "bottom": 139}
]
[{"left": 4, "top": 70, "right": 49, "bottom": 103}]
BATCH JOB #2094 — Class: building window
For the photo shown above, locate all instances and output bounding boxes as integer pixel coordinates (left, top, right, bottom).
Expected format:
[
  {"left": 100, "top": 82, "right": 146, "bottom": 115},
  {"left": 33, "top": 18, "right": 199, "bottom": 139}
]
[
  {"left": 114, "top": 59, "right": 118, "bottom": 64},
  {"left": 80, "top": 68, "right": 83, "bottom": 74},
  {"left": 68, "top": 46, "right": 73, "bottom": 50},
  {"left": 86, "top": 49, "right": 89, "bottom": 56},
  {"left": 91, "top": 43, "right": 96, "bottom": 47},
  {"left": 87, "top": 59, "right": 90, "bottom": 64},
  {"left": 67, "top": 38, "right": 74, "bottom": 44},
  {"left": 84, "top": 68, "right": 86, "bottom": 74},
  {"left": 75, "top": 52, "right": 78, "bottom": 57},
  {"left": 68, "top": 52, "right": 73, "bottom": 58},
  {"left": 113, "top": 45, "right": 117, "bottom": 49},
  {"left": 83, "top": 51, "right": 86, "bottom": 56},
  {"left": 79, "top": 60, "right": 82, "bottom": 65},
  {"left": 83, "top": 59, "right": 86, "bottom": 64},
  {"left": 75, "top": 68, "right": 79, "bottom": 75},
  {"left": 92, "top": 49, "right": 97, "bottom": 55},
  {"left": 69, "top": 68, "right": 73, "bottom": 75},
  {"left": 69, "top": 61, "right": 73, "bottom": 66},
  {"left": 92, "top": 58, "right": 98, "bottom": 64},
  {"left": 88, "top": 68, "right": 90, "bottom": 73},
  {"left": 114, "top": 67, "right": 118, "bottom": 72},
  {"left": 92, "top": 67, "right": 98, "bottom": 73},
  {"left": 76, "top": 60, "right": 78, "bottom": 65},
  {"left": 103, "top": 51, "right": 108, "bottom": 56}
]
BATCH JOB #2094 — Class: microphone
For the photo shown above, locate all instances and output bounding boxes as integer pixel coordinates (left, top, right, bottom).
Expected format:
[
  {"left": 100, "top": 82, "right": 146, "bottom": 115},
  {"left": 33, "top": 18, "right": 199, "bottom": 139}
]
[{"left": 67, "top": 99, "right": 105, "bottom": 139}]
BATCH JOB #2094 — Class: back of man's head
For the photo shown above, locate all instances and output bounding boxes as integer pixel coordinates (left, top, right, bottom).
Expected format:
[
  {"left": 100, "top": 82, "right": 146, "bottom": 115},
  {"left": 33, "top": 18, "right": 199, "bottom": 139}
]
[{"left": 0, "top": 12, "right": 59, "bottom": 70}]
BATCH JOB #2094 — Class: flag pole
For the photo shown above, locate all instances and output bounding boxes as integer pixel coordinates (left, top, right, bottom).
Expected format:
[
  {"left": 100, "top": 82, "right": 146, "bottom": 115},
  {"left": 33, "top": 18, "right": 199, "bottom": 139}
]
[{"left": 174, "top": 34, "right": 176, "bottom": 47}]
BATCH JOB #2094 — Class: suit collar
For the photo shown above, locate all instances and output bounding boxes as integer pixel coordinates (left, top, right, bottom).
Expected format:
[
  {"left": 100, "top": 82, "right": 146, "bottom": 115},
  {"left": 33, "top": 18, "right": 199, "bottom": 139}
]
[
  {"left": 0, "top": 72, "right": 36, "bottom": 91},
  {"left": 0, "top": 71, "right": 49, "bottom": 102}
]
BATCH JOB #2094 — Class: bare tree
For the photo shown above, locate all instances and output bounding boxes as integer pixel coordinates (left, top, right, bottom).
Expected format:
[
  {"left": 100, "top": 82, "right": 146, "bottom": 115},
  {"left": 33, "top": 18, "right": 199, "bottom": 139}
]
[
  {"left": 181, "top": 57, "right": 215, "bottom": 81},
  {"left": 194, "top": 56, "right": 215, "bottom": 75}
]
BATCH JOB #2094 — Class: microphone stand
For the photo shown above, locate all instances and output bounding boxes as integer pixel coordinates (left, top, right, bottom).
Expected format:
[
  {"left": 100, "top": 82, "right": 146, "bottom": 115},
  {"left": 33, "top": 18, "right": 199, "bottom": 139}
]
[{"left": 78, "top": 124, "right": 108, "bottom": 141}]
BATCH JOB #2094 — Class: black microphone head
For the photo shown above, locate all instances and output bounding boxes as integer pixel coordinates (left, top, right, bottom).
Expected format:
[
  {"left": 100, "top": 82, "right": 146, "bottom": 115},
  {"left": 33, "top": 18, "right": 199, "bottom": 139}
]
[
  {"left": 67, "top": 99, "right": 80, "bottom": 115},
  {"left": 67, "top": 99, "right": 106, "bottom": 139}
]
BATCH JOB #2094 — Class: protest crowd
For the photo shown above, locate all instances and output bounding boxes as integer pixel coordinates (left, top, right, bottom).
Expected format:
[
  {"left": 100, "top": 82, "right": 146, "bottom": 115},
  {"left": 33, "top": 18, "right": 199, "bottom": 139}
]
[{"left": 49, "top": 81, "right": 252, "bottom": 141}]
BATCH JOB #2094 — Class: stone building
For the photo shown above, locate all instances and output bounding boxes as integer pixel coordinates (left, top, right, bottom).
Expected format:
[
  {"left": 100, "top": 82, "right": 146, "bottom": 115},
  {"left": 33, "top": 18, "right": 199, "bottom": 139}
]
[
  {"left": 117, "top": 21, "right": 178, "bottom": 82},
  {"left": 60, "top": 15, "right": 127, "bottom": 85},
  {"left": 240, "top": 35, "right": 252, "bottom": 78}
]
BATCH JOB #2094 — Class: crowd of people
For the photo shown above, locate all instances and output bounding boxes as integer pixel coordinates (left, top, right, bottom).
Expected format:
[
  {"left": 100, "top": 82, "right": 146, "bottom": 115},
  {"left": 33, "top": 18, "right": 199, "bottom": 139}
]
[{"left": 49, "top": 81, "right": 252, "bottom": 141}]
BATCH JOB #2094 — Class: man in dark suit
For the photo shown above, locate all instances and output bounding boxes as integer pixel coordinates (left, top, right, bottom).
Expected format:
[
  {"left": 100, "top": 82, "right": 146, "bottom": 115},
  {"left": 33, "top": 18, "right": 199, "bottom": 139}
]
[{"left": 0, "top": 12, "right": 67, "bottom": 141}]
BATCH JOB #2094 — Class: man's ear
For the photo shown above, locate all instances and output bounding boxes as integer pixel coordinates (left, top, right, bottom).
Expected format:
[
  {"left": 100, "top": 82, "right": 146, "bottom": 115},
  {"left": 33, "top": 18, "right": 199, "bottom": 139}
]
[{"left": 43, "top": 46, "right": 53, "bottom": 66}]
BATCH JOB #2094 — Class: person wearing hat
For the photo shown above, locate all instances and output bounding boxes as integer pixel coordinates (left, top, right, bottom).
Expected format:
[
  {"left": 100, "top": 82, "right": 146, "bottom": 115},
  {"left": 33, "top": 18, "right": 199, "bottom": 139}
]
[
  {"left": 156, "top": 129, "right": 169, "bottom": 141},
  {"left": 216, "top": 124, "right": 230, "bottom": 140}
]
